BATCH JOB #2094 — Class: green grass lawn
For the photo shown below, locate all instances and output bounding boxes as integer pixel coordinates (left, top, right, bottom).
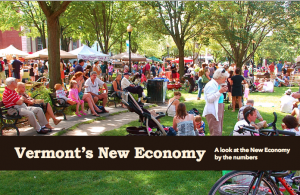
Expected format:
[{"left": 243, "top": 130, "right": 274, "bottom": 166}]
[
  {"left": 0, "top": 85, "right": 298, "bottom": 194},
  {"left": 103, "top": 85, "right": 298, "bottom": 136}
]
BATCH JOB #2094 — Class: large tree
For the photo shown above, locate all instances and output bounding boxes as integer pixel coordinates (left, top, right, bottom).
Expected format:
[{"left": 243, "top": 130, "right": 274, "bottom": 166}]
[
  {"left": 145, "top": 1, "right": 210, "bottom": 79},
  {"left": 38, "top": 1, "right": 71, "bottom": 89},
  {"left": 72, "top": 1, "right": 140, "bottom": 54},
  {"left": 209, "top": 1, "right": 294, "bottom": 68}
]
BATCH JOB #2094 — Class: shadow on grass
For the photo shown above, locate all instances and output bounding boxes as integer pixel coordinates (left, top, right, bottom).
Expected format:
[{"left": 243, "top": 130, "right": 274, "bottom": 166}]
[{"left": 0, "top": 170, "right": 221, "bottom": 194}]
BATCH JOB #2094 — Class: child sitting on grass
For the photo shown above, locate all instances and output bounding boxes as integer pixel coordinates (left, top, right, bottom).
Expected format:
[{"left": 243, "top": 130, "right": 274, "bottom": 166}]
[
  {"left": 254, "top": 78, "right": 260, "bottom": 87},
  {"left": 55, "top": 83, "right": 76, "bottom": 105},
  {"left": 281, "top": 115, "right": 300, "bottom": 136},
  {"left": 194, "top": 115, "right": 205, "bottom": 136},
  {"left": 68, "top": 80, "right": 86, "bottom": 117}
]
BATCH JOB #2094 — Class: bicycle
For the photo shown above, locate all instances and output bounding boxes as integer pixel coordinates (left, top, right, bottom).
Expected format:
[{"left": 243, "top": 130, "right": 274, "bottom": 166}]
[
  {"left": 230, "top": 112, "right": 296, "bottom": 137},
  {"left": 209, "top": 170, "right": 300, "bottom": 194},
  {"left": 209, "top": 112, "right": 298, "bottom": 194}
]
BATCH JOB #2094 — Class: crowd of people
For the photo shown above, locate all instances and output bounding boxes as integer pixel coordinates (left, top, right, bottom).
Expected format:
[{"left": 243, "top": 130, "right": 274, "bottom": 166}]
[
  {"left": 167, "top": 60, "right": 300, "bottom": 137},
  {"left": 1, "top": 55, "right": 300, "bottom": 136}
]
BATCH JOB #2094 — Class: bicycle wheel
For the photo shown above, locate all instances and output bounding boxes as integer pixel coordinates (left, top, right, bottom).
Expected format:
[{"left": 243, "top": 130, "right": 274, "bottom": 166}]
[{"left": 209, "top": 171, "right": 280, "bottom": 195}]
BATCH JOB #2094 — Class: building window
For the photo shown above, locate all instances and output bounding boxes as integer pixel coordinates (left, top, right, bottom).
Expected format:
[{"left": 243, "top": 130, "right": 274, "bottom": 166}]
[
  {"left": 37, "top": 37, "right": 43, "bottom": 51},
  {"left": 73, "top": 41, "right": 78, "bottom": 50}
]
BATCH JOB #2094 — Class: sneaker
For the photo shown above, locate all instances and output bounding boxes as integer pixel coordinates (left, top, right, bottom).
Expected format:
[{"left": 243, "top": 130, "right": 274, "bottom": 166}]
[
  {"left": 143, "top": 97, "right": 150, "bottom": 101},
  {"left": 37, "top": 128, "right": 49, "bottom": 134}
]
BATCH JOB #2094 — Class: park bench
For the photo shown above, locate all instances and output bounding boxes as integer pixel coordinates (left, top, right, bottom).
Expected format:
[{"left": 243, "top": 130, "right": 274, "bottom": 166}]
[
  {"left": 107, "top": 85, "right": 120, "bottom": 108},
  {"left": 255, "top": 74, "right": 270, "bottom": 79},
  {"left": 49, "top": 93, "right": 71, "bottom": 120},
  {"left": 0, "top": 101, "right": 27, "bottom": 136}
]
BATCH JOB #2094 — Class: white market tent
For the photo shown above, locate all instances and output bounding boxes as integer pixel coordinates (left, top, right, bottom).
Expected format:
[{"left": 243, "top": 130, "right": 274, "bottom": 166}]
[
  {"left": 24, "top": 48, "right": 77, "bottom": 60},
  {"left": 111, "top": 52, "right": 146, "bottom": 61},
  {"left": 0, "top": 45, "right": 29, "bottom": 57},
  {"left": 69, "top": 45, "right": 110, "bottom": 61}
]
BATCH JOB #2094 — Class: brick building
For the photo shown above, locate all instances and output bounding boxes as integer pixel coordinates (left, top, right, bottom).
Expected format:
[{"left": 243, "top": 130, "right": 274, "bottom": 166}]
[{"left": 0, "top": 28, "right": 82, "bottom": 53}]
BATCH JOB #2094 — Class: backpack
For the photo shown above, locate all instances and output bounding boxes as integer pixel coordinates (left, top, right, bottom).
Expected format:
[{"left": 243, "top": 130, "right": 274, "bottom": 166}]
[{"left": 187, "top": 108, "right": 200, "bottom": 116}]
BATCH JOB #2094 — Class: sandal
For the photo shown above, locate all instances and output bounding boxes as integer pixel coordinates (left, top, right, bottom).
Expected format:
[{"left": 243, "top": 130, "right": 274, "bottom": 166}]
[
  {"left": 80, "top": 111, "right": 87, "bottom": 116},
  {"left": 54, "top": 119, "right": 62, "bottom": 125},
  {"left": 45, "top": 124, "right": 54, "bottom": 129},
  {"left": 92, "top": 113, "right": 100, "bottom": 117},
  {"left": 76, "top": 112, "right": 82, "bottom": 117}
]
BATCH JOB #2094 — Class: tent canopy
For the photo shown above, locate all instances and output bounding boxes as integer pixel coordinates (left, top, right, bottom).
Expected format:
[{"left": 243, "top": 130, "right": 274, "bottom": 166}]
[
  {"left": 0, "top": 45, "right": 28, "bottom": 57},
  {"left": 148, "top": 56, "right": 163, "bottom": 62},
  {"left": 171, "top": 58, "right": 193, "bottom": 63},
  {"left": 111, "top": 52, "right": 146, "bottom": 61},
  {"left": 24, "top": 48, "right": 77, "bottom": 60},
  {"left": 69, "top": 45, "right": 110, "bottom": 61}
]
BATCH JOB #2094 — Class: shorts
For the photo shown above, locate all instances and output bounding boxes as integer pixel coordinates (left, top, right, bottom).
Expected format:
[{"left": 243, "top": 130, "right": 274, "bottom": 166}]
[
  {"left": 0, "top": 71, "right": 5, "bottom": 80},
  {"left": 108, "top": 72, "right": 113, "bottom": 76},
  {"left": 13, "top": 71, "right": 20, "bottom": 79},
  {"left": 78, "top": 91, "right": 84, "bottom": 100},
  {"left": 92, "top": 92, "right": 100, "bottom": 100},
  {"left": 100, "top": 73, "right": 106, "bottom": 78},
  {"left": 172, "top": 73, "right": 177, "bottom": 79}
]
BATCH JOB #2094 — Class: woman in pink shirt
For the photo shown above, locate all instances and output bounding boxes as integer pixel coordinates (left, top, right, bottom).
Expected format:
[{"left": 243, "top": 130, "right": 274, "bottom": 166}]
[{"left": 108, "top": 63, "right": 114, "bottom": 82}]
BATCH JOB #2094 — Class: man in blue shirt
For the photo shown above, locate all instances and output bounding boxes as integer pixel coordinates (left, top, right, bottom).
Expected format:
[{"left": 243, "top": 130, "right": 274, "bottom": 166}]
[
  {"left": 276, "top": 60, "right": 283, "bottom": 76},
  {"left": 74, "top": 59, "right": 84, "bottom": 73}
]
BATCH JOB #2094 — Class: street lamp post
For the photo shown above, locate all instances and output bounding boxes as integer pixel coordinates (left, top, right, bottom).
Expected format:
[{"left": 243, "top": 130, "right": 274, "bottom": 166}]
[
  {"left": 167, "top": 44, "right": 170, "bottom": 58},
  {"left": 252, "top": 40, "right": 256, "bottom": 74},
  {"left": 127, "top": 24, "right": 133, "bottom": 73}
]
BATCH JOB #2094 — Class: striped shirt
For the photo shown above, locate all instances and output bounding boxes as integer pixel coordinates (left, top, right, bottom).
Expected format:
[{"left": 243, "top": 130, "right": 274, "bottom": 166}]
[{"left": 3, "top": 87, "right": 21, "bottom": 108}]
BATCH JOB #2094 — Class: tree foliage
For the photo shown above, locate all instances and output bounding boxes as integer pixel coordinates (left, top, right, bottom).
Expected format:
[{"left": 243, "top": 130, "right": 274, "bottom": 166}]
[
  {"left": 209, "top": 1, "right": 295, "bottom": 68},
  {"left": 0, "top": 1, "right": 47, "bottom": 48},
  {"left": 143, "top": 1, "right": 210, "bottom": 78},
  {"left": 71, "top": 1, "right": 140, "bottom": 54}
]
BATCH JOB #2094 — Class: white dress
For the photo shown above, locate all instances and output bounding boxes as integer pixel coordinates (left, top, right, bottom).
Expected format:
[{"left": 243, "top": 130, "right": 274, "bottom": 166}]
[{"left": 167, "top": 99, "right": 176, "bottom": 117}]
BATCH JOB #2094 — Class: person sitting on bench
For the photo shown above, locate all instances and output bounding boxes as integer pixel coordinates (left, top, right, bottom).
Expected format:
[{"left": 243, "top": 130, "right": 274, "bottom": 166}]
[
  {"left": 84, "top": 71, "right": 109, "bottom": 112},
  {"left": 121, "top": 73, "right": 149, "bottom": 105},
  {"left": 2, "top": 77, "right": 50, "bottom": 134}
]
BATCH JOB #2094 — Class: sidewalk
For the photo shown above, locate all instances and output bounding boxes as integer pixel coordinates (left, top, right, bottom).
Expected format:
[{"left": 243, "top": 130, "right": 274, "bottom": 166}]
[
  {"left": 62, "top": 103, "right": 168, "bottom": 136},
  {"left": 2, "top": 103, "right": 168, "bottom": 136}
]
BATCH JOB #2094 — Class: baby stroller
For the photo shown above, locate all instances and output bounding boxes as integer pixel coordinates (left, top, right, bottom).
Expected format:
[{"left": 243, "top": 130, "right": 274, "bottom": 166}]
[{"left": 121, "top": 91, "right": 167, "bottom": 136}]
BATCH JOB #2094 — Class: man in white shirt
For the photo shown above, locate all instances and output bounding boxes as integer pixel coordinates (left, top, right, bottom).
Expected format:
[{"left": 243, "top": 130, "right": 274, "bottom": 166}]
[
  {"left": 237, "top": 99, "right": 267, "bottom": 129},
  {"left": 85, "top": 71, "right": 108, "bottom": 111},
  {"left": 233, "top": 106, "right": 259, "bottom": 136},
  {"left": 280, "top": 89, "right": 298, "bottom": 113},
  {"left": 121, "top": 73, "right": 148, "bottom": 105}
]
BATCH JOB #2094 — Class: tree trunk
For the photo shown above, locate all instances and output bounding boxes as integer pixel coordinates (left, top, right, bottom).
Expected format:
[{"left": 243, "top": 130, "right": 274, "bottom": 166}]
[
  {"left": 38, "top": 1, "right": 71, "bottom": 90},
  {"left": 42, "top": 23, "right": 47, "bottom": 49},
  {"left": 119, "top": 37, "right": 123, "bottom": 54},
  {"left": 47, "top": 16, "right": 61, "bottom": 89},
  {"left": 178, "top": 46, "right": 185, "bottom": 82}
]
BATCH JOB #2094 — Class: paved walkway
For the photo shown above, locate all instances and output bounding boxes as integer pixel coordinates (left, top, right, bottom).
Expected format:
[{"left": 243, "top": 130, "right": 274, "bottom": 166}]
[
  {"left": 62, "top": 103, "right": 168, "bottom": 136},
  {"left": 2, "top": 103, "right": 168, "bottom": 136}
]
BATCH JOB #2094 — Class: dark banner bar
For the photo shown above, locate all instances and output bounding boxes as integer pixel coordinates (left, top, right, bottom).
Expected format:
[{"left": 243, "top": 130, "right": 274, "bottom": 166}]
[{"left": 0, "top": 137, "right": 298, "bottom": 170}]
